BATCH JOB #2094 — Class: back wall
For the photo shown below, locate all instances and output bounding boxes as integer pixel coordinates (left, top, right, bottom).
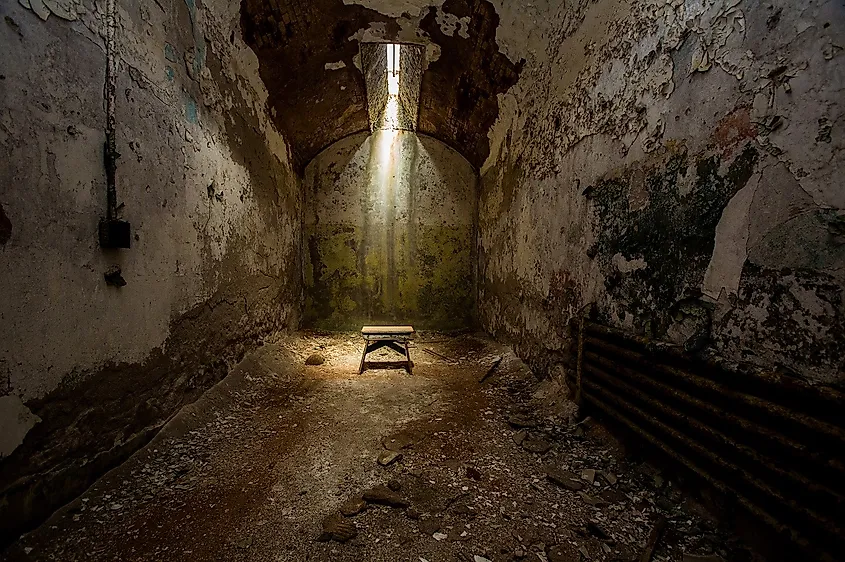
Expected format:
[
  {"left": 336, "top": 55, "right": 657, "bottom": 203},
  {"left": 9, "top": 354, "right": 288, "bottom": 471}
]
[{"left": 304, "top": 130, "right": 477, "bottom": 330}]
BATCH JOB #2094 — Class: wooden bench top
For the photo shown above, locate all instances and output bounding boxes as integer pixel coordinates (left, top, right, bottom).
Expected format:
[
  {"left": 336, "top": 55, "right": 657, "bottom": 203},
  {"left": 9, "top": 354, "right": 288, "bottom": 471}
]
[{"left": 361, "top": 325, "right": 415, "bottom": 336}]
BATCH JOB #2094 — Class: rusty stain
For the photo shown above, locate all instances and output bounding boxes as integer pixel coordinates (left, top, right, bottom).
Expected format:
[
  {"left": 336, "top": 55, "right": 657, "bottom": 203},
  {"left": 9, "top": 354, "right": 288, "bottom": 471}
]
[{"left": 712, "top": 106, "right": 757, "bottom": 153}]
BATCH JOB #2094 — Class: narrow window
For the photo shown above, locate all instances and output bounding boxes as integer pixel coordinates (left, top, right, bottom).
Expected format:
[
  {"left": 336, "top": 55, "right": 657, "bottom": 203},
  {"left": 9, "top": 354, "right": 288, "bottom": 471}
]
[
  {"left": 386, "top": 43, "right": 400, "bottom": 96},
  {"left": 361, "top": 41, "right": 423, "bottom": 132}
]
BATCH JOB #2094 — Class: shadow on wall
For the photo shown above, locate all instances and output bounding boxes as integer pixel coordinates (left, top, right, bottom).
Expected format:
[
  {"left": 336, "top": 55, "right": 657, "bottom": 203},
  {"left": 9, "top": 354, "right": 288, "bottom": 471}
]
[{"left": 304, "top": 131, "right": 478, "bottom": 330}]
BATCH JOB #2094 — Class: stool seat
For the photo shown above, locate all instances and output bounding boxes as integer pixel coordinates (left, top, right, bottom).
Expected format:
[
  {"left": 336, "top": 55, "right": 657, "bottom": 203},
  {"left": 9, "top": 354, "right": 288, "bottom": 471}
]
[{"left": 361, "top": 325, "right": 415, "bottom": 336}]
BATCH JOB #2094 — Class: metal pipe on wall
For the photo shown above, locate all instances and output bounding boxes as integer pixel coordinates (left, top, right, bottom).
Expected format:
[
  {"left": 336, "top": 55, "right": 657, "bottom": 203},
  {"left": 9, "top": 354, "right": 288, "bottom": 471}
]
[{"left": 573, "top": 317, "right": 845, "bottom": 561}]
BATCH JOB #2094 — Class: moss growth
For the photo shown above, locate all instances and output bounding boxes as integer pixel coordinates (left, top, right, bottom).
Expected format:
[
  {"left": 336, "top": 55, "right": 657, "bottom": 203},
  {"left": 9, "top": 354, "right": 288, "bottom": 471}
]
[
  {"left": 305, "top": 222, "right": 474, "bottom": 330},
  {"left": 589, "top": 143, "right": 758, "bottom": 334}
]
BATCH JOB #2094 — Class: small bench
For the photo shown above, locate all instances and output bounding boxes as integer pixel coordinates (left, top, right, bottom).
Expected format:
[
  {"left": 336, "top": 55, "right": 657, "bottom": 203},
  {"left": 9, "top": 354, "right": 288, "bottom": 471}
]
[{"left": 359, "top": 325, "right": 415, "bottom": 374}]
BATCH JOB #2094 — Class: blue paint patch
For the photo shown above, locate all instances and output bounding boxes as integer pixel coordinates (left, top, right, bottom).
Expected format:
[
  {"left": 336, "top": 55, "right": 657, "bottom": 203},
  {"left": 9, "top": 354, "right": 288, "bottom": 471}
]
[
  {"left": 164, "top": 43, "right": 177, "bottom": 63},
  {"left": 194, "top": 39, "right": 206, "bottom": 76},
  {"left": 165, "top": 66, "right": 175, "bottom": 81},
  {"left": 185, "top": 97, "right": 198, "bottom": 124},
  {"left": 184, "top": 0, "right": 196, "bottom": 24}
]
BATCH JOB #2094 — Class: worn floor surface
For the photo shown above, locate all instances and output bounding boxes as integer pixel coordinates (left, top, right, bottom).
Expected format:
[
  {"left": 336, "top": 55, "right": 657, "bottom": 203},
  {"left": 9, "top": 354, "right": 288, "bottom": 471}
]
[{"left": 2, "top": 333, "right": 753, "bottom": 562}]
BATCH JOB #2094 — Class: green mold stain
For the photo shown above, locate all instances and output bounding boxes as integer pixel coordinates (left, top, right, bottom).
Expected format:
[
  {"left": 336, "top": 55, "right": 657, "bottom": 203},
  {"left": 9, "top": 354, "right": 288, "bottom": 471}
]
[{"left": 305, "top": 222, "right": 474, "bottom": 330}]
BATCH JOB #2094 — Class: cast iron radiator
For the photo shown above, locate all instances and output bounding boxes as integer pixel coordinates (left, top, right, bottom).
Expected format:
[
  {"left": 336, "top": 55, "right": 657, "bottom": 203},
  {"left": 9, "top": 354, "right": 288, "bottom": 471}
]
[{"left": 571, "top": 319, "right": 845, "bottom": 561}]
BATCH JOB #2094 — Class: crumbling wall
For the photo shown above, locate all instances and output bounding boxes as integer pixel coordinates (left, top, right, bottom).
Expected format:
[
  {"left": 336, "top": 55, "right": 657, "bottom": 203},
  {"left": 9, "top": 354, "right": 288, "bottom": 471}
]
[
  {"left": 478, "top": 0, "right": 844, "bottom": 387},
  {"left": 0, "top": 0, "right": 301, "bottom": 543},
  {"left": 304, "top": 131, "right": 477, "bottom": 330}
]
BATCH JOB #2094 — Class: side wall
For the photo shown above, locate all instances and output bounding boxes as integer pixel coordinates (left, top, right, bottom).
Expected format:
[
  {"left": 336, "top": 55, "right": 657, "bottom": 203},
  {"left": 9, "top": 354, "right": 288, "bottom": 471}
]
[
  {"left": 478, "top": 0, "right": 844, "bottom": 386},
  {"left": 304, "top": 131, "right": 478, "bottom": 330},
  {"left": 0, "top": 0, "right": 301, "bottom": 542}
]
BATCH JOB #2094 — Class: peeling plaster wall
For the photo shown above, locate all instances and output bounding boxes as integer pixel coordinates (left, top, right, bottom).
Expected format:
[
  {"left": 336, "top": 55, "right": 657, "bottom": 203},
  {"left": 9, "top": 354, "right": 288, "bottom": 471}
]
[
  {"left": 478, "top": 0, "right": 845, "bottom": 387},
  {"left": 0, "top": 0, "right": 301, "bottom": 542},
  {"left": 304, "top": 131, "right": 477, "bottom": 330}
]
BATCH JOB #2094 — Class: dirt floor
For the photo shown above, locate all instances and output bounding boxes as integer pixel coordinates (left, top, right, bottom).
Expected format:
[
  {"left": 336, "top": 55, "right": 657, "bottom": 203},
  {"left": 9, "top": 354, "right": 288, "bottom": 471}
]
[{"left": 1, "top": 332, "right": 756, "bottom": 562}]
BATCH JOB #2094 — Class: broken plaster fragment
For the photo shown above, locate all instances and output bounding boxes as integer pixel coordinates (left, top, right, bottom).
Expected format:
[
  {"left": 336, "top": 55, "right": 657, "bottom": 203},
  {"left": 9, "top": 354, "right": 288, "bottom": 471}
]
[
  {"left": 42, "top": 0, "right": 78, "bottom": 20},
  {"left": 25, "top": 0, "right": 51, "bottom": 20}
]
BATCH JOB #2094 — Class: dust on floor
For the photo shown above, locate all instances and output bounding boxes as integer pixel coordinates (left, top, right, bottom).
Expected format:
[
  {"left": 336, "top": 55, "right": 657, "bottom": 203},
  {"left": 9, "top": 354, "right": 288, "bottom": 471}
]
[{"left": 1, "top": 332, "right": 753, "bottom": 562}]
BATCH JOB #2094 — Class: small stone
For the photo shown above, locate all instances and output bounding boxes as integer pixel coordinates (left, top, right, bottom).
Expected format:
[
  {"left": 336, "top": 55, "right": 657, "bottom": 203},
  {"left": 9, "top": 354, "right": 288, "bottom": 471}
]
[
  {"left": 319, "top": 513, "right": 358, "bottom": 543},
  {"left": 362, "top": 485, "right": 408, "bottom": 508},
  {"left": 507, "top": 414, "right": 539, "bottom": 428},
  {"left": 581, "top": 469, "right": 596, "bottom": 484},
  {"left": 521, "top": 437, "right": 551, "bottom": 454},
  {"left": 378, "top": 450, "right": 402, "bottom": 466},
  {"left": 452, "top": 502, "right": 477, "bottom": 517},
  {"left": 513, "top": 430, "right": 527, "bottom": 445},
  {"left": 339, "top": 496, "right": 366, "bottom": 516},
  {"left": 600, "top": 471, "right": 618, "bottom": 486},
  {"left": 305, "top": 353, "right": 325, "bottom": 365},
  {"left": 579, "top": 492, "right": 609, "bottom": 507},
  {"left": 546, "top": 468, "right": 584, "bottom": 491},
  {"left": 387, "top": 479, "right": 402, "bottom": 492},
  {"left": 433, "top": 532, "right": 448, "bottom": 541},
  {"left": 473, "top": 556, "right": 492, "bottom": 562},
  {"left": 578, "top": 545, "right": 590, "bottom": 559}
]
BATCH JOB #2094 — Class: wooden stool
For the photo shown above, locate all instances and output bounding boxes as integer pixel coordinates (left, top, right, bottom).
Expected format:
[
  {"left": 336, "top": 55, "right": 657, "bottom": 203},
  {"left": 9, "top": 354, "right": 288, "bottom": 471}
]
[{"left": 359, "top": 326, "right": 415, "bottom": 374}]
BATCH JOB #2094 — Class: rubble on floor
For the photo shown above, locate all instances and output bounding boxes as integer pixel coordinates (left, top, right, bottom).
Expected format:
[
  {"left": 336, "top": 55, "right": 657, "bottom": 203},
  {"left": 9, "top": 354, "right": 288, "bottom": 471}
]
[{"left": 1, "top": 333, "right": 756, "bottom": 562}]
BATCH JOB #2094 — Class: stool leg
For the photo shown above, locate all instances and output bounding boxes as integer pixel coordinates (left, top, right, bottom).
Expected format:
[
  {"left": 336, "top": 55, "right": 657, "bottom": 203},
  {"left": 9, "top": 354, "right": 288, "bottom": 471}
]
[
  {"left": 405, "top": 341, "right": 412, "bottom": 375},
  {"left": 359, "top": 341, "right": 368, "bottom": 374}
]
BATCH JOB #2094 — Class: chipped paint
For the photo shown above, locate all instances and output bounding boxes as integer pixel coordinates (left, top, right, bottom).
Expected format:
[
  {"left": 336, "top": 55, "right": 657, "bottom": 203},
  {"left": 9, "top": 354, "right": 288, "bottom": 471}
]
[
  {"left": 477, "top": 0, "right": 845, "bottom": 384},
  {"left": 324, "top": 60, "right": 347, "bottom": 70}
]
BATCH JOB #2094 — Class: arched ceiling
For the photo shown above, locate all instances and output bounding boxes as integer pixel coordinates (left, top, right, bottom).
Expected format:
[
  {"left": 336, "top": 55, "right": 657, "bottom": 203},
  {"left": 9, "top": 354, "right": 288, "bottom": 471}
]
[{"left": 240, "top": 0, "right": 523, "bottom": 170}]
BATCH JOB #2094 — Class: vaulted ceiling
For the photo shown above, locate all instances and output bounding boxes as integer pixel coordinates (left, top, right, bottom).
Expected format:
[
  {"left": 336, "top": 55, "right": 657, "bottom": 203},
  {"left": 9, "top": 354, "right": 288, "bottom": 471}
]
[{"left": 240, "top": 0, "right": 523, "bottom": 170}]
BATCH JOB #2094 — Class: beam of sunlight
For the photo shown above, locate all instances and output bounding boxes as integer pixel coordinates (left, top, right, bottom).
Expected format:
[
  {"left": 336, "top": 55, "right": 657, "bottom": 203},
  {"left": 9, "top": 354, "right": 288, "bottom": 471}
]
[{"left": 371, "top": 128, "right": 399, "bottom": 204}]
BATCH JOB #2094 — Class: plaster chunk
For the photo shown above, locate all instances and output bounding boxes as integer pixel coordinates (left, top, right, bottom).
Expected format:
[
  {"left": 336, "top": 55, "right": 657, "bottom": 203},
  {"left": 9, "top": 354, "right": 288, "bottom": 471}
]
[
  {"left": 0, "top": 395, "right": 41, "bottom": 459},
  {"left": 702, "top": 171, "right": 758, "bottom": 299},
  {"left": 613, "top": 253, "right": 648, "bottom": 273}
]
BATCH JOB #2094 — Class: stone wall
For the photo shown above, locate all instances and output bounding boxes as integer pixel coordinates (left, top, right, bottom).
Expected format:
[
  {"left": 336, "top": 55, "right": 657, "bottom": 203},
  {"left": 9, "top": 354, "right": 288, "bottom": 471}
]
[
  {"left": 477, "top": 0, "right": 844, "bottom": 387},
  {"left": 0, "top": 0, "right": 301, "bottom": 543},
  {"left": 304, "top": 131, "right": 477, "bottom": 330}
]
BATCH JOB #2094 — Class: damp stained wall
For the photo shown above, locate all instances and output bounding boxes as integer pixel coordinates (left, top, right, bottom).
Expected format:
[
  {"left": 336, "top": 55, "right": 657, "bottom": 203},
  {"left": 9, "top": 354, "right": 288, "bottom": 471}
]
[
  {"left": 477, "top": 0, "right": 845, "bottom": 387},
  {"left": 304, "top": 130, "right": 477, "bottom": 330},
  {"left": 0, "top": 0, "right": 302, "bottom": 542}
]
